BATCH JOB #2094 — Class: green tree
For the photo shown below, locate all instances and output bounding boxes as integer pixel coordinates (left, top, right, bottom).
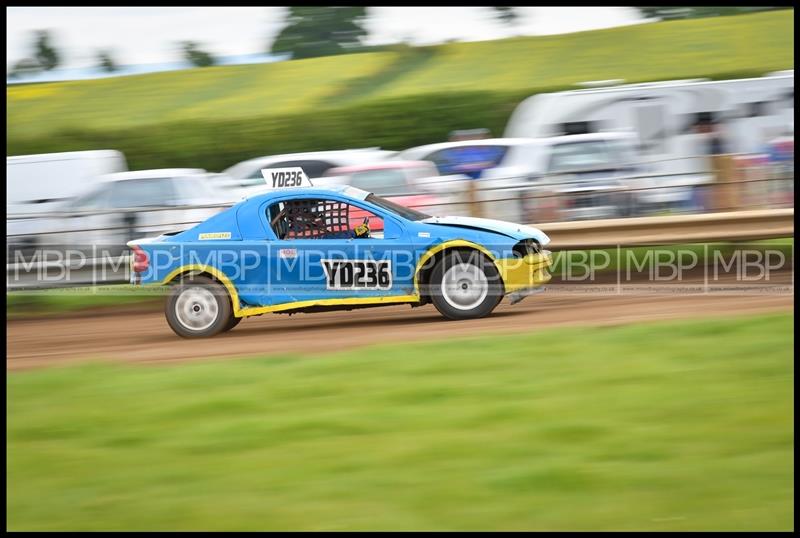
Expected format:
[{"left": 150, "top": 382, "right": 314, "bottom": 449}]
[
  {"left": 8, "top": 58, "right": 42, "bottom": 79},
  {"left": 492, "top": 6, "right": 519, "bottom": 27},
  {"left": 34, "top": 30, "right": 60, "bottom": 71},
  {"left": 181, "top": 41, "right": 216, "bottom": 68},
  {"left": 635, "top": 7, "right": 788, "bottom": 21},
  {"left": 97, "top": 50, "right": 118, "bottom": 73},
  {"left": 270, "top": 7, "right": 369, "bottom": 60}
]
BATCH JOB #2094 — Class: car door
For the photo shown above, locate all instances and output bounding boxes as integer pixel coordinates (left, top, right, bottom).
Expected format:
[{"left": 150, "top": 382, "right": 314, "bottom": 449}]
[
  {"left": 339, "top": 197, "right": 415, "bottom": 296},
  {"left": 257, "top": 195, "right": 411, "bottom": 308}
]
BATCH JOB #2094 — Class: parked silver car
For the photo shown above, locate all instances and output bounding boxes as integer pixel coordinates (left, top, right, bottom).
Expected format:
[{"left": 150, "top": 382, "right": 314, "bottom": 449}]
[
  {"left": 397, "top": 133, "right": 641, "bottom": 222},
  {"left": 8, "top": 168, "right": 233, "bottom": 261}
]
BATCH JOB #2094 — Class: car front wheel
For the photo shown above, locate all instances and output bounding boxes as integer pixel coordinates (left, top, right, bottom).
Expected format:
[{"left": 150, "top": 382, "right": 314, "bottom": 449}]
[{"left": 430, "top": 251, "right": 504, "bottom": 320}]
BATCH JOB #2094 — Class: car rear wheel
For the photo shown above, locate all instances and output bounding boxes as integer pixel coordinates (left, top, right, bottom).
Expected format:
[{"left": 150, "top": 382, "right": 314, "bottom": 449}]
[
  {"left": 166, "top": 275, "right": 234, "bottom": 338},
  {"left": 430, "top": 251, "right": 504, "bottom": 320},
  {"left": 222, "top": 314, "right": 242, "bottom": 332}
]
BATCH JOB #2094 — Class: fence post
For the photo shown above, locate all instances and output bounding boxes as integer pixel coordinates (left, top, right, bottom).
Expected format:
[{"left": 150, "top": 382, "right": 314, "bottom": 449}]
[
  {"left": 710, "top": 154, "right": 738, "bottom": 212},
  {"left": 467, "top": 179, "right": 483, "bottom": 218}
]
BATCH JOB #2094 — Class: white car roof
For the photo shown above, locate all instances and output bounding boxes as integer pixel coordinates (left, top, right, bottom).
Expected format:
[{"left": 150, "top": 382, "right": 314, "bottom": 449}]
[
  {"left": 399, "top": 138, "right": 536, "bottom": 156},
  {"left": 99, "top": 168, "right": 208, "bottom": 181},
  {"left": 542, "top": 132, "right": 638, "bottom": 144},
  {"left": 227, "top": 149, "right": 394, "bottom": 169},
  {"left": 7, "top": 149, "right": 124, "bottom": 162},
  {"left": 402, "top": 133, "right": 636, "bottom": 157}
]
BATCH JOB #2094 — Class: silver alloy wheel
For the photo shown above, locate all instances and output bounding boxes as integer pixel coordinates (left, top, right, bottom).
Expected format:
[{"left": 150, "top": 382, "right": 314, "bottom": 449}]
[
  {"left": 174, "top": 286, "right": 219, "bottom": 331},
  {"left": 440, "top": 262, "right": 489, "bottom": 311}
]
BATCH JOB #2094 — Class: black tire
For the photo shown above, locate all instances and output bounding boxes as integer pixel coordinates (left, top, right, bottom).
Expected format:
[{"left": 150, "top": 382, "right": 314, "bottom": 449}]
[
  {"left": 165, "top": 275, "right": 234, "bottom": 338},
  {"left": 222, "top": 314, "right": 242, "bottom": 333},
  {"left": 429, "top": 251, "right": 504, "bottom": 320}
]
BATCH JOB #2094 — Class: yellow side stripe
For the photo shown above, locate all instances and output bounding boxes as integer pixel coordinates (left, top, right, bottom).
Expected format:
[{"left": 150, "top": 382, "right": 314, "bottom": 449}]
[{"left": 236, "top": 295, "right": 421, "bottom": 318}]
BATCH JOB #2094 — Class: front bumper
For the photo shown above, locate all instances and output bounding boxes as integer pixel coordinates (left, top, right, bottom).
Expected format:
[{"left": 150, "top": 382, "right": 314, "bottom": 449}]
[{"left": 495, "top": 250, "right": 553, "bottom": 295}]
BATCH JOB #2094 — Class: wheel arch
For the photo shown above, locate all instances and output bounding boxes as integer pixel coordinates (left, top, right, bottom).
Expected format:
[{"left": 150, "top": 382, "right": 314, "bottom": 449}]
[
  {"left": 162, "top": 264, "right": 241, "bottom": 315},
  {"left": 414, "top": 240, "right": 502, "bottom": 302}
]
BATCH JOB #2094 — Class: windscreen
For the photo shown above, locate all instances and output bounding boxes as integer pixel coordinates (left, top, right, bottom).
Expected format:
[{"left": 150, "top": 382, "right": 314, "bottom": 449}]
[
  {"left": 172, "top": 176, "right": 221, "bottom": 200},
  {"left": 365, "top": 193, "right": 430, "bottom": 221},
  {"left": 430, "top": 145, "right": 509, "bottom": 178},
  {"left": 109, "top": 178, "right": 177, "bottom": 208},
  {"left": 221, "top": 161, "right": 257, "bottom": 181},
  {"left": 349, "top": 170, "right": 411, "bottom": 195},
  {"left": 547, "top": 141, "right": 623, "bottom": 173}
]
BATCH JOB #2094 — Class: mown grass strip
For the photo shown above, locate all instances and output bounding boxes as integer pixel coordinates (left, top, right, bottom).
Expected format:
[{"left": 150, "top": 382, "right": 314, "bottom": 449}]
[{"left": 7, "top": 312, "right": 794, "bottom": 530}]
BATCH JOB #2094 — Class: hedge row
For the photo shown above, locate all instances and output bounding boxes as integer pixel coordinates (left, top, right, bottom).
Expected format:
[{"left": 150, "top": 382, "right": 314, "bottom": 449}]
[
  {"left": 6, "top": 89, "right": 530, "bottom": 172},
  {"left": 6, "top": 69, "right": 770, "bottom": 172}
]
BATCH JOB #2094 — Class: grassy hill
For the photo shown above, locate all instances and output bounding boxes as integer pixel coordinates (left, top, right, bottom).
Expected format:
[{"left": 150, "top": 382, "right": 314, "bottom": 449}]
[
  {"left": 7, "top": 11, "right": 793, "bottom": 140},
  {"left": 8, "top": 51, "right": 397, "bottom": 138}
]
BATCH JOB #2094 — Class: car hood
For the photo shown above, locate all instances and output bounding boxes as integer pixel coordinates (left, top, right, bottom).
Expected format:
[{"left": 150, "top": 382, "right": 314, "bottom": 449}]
[{"left": 420, "top": 216, "right": 550, "bottom": 245}]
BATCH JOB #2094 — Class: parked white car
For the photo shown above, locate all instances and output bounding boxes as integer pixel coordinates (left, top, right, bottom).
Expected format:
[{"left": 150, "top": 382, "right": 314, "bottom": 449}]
[
  {"left": 314, "top": 160, "right": 469, "bottom": 217},
  {"left": 7, "top": 169, "right": 234, "bottom": 261},
  {"left": 7, "top": 150, "right": 128, "bottom": 217},
  {"left": 397, "top": 134, "right": 642, "bottom": 222},
  {"left": 217, "top": 148, "right": 397, "bottom": 195}
]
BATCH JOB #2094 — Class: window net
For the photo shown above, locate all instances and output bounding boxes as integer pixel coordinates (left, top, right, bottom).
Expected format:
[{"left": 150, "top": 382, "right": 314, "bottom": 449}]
[{"left": 283, "top": 199, "right": 351, "bottom": 239}]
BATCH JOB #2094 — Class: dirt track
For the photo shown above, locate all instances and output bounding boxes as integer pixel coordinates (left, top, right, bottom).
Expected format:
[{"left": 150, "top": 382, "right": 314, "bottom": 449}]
[{"left": 7, "top": 272, "right": 793, "bottom": 371}]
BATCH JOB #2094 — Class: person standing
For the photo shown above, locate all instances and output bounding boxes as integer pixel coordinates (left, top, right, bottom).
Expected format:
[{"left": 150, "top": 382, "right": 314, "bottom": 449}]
[{"left": 698, "top": 118, "right": 733, "bottom": 211}]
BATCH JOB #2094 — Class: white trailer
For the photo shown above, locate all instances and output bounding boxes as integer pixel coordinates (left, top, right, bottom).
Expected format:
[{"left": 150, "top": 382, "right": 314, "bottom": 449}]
[
  {"left": 504, "top": 72, "right": 794, "bottom": 206},
  {"left": 7, "top": 150, "right": 128, "bottom": 216}
]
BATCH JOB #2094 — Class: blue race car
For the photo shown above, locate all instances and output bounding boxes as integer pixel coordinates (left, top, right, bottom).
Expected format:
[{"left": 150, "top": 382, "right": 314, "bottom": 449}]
[{"left": 128, "top": 173, "right": 552, "bottom": 338}]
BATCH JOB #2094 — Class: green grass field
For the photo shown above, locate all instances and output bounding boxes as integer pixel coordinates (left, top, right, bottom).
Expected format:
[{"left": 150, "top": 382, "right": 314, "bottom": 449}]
[
  {"left": 7, "top": 10, "right": 794, "bottom": 139},
  {"left": 7, "top": 313, "right": 794, "bottom": 531}
]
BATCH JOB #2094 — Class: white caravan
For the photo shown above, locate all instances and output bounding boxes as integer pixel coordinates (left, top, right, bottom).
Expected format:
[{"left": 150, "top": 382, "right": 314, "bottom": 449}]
[
  {"left": 7, "top": 150, "right": 129, "bottom": 216},
  {"left": 504, "top": 72, "right": 795, "bottom": 206}
]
